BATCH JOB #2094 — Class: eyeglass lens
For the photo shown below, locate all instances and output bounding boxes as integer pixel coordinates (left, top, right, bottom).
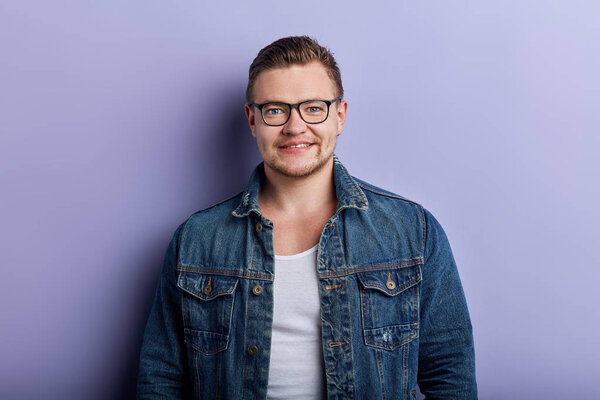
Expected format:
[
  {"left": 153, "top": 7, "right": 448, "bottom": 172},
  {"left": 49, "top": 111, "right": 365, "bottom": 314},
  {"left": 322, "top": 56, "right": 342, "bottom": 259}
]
[{"left": 262, "top": 101, "right": 329, "bottom": 125}]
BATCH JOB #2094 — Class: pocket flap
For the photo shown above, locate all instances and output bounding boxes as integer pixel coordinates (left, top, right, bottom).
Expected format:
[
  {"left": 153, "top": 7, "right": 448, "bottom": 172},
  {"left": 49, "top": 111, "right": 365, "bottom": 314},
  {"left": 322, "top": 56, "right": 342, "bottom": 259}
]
[
  {"left": 177, "top": 272, "right": 239, "bottom": 301},
  {"left": 357, "top": 264, "right": 422, "bottom": 296}
]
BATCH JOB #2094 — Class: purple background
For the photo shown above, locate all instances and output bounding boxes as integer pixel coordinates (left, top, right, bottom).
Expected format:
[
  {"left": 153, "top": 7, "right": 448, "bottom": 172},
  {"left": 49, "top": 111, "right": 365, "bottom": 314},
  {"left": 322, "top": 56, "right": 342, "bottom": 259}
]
[{"left": 1, "top": 1, "right": 599, "bottom": 399}]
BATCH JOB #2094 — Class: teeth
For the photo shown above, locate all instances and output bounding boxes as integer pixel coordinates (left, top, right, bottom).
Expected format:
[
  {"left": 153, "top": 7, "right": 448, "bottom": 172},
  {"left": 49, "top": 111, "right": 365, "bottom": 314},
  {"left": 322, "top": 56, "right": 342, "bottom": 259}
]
[{"left": 283, "top": 144, "right": 311, "bottom": 149}]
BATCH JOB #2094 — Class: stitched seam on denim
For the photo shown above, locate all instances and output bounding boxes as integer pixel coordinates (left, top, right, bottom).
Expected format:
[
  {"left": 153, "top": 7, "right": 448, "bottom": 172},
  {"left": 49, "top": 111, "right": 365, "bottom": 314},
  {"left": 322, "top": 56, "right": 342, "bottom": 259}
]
[
  {"left": 180, "top": 270, "right": 188, "bottom": 365},
  {"left": 249, "top": 221, "right": 257, "bottom": 278},
  {"left": 357, "top": 181, "right": 422, "bottom": 207},
  {"left": 376, "top": 349, "right": 387, "bottom": 400},
  {"left": 226, "top": 290, "right": 235, "bottom": 340},
  {"left": 418, "top": 205, "right": 426, "bottom": 254},
  {"left": 416, "top": 282, "right": 421, "bottom": 345},
  {"left": 319, "top": 277, "right": 352, "bottom": 344},
  {"left": 318, "top": 258, "right": 424, "bottom": 279},
  {"left": 360, "top": 286, "right": 369, "bottom": 334},
  {"left": 177, "top": 265, "right": 274, "bottom": 281},
  {"left": 363, "top": 326, "right": 418, "bottom": 350},
  {"left": 317, "top": 214, "right": 336, "bottom": 264},
  {"left": 344, "top": 276, "right": 355, "bottom": 399},
  {"left": 402, "top": 343, "right": 408, "bottom": 398},
  {"left": 321, "top": 313, "right": 352, "bottom": 347},
  {"left": 178, "top": 276, "right": 238, "bottom": 300},
  {"left": 320, "top": 310, "right": 353, "bottom": 386},
  {"left": 320, "top": 323, "right": 346, "bottom": 372},
  {"left": 233, "top": 166, "right": 265, "bottom": 218},
  {"left": 322, "top": 281, "right": 344, "bottom": 306},
  {"left": 325, "top": 369, "right": 353, "bottom": 399},
  {"left": 343, "top": 172, "right": 368, "bottom": 208},
  {"left": 334, "top": 157, "right": 368, "bottom": 210},
  {"left": 241, "top": 283, "right": 250, "bottom": 400},
  {"left": 352, "top": 257, "right": 423, "bottom": 269},
  {"left": 359, "top": 273, "right": 422, "bottom": 295},
  {"left": 184, "top": 329, "right": 228, "bottom": 354},
  {"left": 214, "top": 348, "right": 221, "bottom": 400},
  {"left": 194, "top": 350, "right": 200, "bottom": 397},
  {"left": 317, "top": 214, "right": 342, "bottom": 275},
  {"left": 324, "top": 343, "right": 348, "bottom": 372}
]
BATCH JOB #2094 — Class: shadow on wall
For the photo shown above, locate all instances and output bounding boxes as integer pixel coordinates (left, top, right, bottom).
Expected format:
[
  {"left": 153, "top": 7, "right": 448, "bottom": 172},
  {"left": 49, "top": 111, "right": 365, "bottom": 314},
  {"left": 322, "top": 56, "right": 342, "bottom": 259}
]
[
  {"left": 198, "top": 83, "right": 262, "bottom": 205},
  {"left": 110, "top": 83, "right": 259, "bottom": 399},
  {"left": 108, "top": 235, "right": 172, "bottom": 400}
]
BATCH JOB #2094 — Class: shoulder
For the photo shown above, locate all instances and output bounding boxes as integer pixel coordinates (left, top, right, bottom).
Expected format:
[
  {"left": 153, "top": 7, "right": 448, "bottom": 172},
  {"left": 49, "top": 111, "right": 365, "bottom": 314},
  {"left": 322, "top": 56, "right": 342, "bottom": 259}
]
[
  {"left": 353, "top": 176, "right": 424, "bottom": 213},
  {"left": 179, "top": 192, "right": 246, "bottom": 235},
  {"left": 351, "top": 176, "right": 447, "bottom": 244},
  {"left": 169, "top": 192, "right": 249, "bottom": 266}
]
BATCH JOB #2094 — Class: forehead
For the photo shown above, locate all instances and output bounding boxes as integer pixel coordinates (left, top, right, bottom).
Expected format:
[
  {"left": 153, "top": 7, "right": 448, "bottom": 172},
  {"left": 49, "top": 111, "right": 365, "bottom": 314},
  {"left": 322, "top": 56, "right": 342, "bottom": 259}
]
[{"left": 252, "top": 61, "right": 336, "bottom": 103}]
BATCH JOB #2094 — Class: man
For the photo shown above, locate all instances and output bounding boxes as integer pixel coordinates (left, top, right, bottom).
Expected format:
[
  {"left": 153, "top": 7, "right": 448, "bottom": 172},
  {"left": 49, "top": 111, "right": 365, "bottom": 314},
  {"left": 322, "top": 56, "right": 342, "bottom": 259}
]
[{"left": 138, "top": 36, "right": 477, "bottom": 399}]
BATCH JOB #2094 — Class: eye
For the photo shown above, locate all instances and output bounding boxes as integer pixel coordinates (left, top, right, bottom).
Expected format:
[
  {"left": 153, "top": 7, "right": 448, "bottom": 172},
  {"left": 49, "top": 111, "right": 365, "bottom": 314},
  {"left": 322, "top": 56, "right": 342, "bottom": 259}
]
[
  {"left": 262, "top": 103, "right": 288, "bottom": 116},
  {"left": 301, "top": 101, "right": 327, "bottom": 114},
  {"left": 265, "top": 108, "right": 283, "bottom": 115}
]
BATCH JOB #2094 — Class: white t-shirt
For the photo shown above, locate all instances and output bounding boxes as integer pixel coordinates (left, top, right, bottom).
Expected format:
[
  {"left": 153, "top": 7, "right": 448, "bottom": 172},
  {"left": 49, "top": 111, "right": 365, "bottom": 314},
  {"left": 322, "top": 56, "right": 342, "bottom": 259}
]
[{"left": 266, "top": 245, "right": 325, "bottom": 399}]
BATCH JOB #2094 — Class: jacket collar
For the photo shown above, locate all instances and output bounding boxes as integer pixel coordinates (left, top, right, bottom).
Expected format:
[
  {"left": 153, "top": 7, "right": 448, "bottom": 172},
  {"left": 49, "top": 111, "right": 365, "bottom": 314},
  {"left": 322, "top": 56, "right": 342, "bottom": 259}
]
[{"left": 232, "top": 155, "right": 368, "bottom": 218}]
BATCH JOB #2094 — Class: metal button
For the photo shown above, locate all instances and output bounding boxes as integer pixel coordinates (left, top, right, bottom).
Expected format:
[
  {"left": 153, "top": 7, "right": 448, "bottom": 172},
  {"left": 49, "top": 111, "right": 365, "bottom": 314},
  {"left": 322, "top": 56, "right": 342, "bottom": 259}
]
[
  {"left": 246, "top": 345, "right": 258, "bottom": 356},
  {"left": 386, "top": 280, "right": 396, "bottom": 290},
  {"left": 255, "top": 223, "right": 263, "bottom": 233},
  {"left": 203, "top": 284, "right": 212, "bottom": 295},
  {"left": 252, "top": 285, "right": 263, "bottom": 295}
]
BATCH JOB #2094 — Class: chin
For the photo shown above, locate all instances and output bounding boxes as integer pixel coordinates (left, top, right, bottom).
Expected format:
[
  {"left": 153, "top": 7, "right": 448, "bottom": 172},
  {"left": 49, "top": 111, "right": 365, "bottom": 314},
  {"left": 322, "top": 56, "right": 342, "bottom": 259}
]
[{"left": 266, "top": 155, "right": 333, "bottom": 178}]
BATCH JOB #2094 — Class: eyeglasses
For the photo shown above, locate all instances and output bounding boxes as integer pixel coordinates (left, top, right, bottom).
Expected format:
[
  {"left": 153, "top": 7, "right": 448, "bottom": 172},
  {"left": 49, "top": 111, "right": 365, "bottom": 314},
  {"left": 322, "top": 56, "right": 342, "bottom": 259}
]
[{"left": 250, "top": 96, "right": 342, "bottom": 126}]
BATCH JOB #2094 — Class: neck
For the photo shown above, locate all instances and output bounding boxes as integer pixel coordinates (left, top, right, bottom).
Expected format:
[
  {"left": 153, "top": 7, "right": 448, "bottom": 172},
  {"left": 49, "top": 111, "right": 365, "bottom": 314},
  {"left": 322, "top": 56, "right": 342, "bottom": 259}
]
[{"left": 259, "top": 158, "right": 337, "bottom": 216}]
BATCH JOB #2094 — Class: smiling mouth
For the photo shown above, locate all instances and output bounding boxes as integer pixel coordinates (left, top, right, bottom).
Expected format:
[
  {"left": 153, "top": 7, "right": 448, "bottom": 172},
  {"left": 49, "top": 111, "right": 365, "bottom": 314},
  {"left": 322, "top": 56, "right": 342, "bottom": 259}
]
[{"left": 280, "top": 143, "right": 312, "bottom": 149}]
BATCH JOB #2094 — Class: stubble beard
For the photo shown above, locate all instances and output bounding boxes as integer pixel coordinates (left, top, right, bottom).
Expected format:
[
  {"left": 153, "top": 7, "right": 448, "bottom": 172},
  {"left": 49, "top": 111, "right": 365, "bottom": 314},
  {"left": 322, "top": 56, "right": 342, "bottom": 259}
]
[{"left": 264, "top": 141, "right": 336, "bottom": 178}]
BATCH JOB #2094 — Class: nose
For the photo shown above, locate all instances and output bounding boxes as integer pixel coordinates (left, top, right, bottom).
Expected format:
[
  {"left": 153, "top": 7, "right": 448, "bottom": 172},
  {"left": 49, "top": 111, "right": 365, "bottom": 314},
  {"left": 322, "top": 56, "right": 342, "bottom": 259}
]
[{"left": 282, "top": 107, "right": 306, "bottom": 135}]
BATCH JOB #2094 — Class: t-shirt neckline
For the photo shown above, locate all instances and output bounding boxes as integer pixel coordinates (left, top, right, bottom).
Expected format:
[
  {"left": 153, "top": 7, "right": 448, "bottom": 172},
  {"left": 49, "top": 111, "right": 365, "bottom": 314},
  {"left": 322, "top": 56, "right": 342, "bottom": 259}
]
[{"left": 274, "top": 244, "right": 318, "bottom": 260}]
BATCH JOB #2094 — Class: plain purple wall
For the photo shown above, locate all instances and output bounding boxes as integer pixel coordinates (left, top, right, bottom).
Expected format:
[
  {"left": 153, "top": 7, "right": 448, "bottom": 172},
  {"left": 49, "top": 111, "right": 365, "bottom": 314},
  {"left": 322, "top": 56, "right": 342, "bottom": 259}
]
[{"left": 1, "top": 1, "right": 598, "bottom": 399}]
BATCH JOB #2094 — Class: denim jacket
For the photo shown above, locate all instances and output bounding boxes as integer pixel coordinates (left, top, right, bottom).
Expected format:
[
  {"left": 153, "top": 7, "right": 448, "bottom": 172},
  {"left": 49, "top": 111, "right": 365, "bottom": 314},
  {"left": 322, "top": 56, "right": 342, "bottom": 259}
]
[{"left": 138, "top": 156, "right": 477, "bottom": 399}]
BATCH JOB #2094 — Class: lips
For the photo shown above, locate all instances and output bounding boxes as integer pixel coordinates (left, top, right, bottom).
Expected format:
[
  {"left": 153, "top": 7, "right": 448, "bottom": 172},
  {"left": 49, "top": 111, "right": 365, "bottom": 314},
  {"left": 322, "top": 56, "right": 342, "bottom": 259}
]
[
  {"left": 280, "top": 143, "right": 312, "bottom": 149},
  {"left": 278, "top": 140, "right": 314, "bottom": 149}
]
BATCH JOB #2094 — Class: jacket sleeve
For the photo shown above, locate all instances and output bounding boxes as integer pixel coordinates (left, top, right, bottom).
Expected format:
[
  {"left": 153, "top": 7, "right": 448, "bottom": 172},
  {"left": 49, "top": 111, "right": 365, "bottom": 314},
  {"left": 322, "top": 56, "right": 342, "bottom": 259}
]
[
  {"left": 417, "top": 209, "right": 477, "bottom": 399},
  {"left": 137, "top": 223, "right": 191, "bottom": 399}
]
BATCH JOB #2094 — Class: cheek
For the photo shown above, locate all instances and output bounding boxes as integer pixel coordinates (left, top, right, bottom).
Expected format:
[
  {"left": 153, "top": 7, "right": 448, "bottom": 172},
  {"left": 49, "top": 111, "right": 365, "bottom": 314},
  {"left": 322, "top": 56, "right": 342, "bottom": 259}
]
[
  {"left": 325, "top": 123, "right": 341, "bottom": 141},
  {"left": 254, "top": 132, "right": 272, "bottom": 150}
]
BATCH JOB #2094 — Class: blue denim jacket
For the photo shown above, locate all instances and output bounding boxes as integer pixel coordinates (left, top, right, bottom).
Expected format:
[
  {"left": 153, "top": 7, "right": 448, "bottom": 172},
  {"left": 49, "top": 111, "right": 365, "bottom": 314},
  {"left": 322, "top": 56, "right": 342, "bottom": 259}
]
[{"left": 138, "top": 157, "right": 477, "bottom": 399}]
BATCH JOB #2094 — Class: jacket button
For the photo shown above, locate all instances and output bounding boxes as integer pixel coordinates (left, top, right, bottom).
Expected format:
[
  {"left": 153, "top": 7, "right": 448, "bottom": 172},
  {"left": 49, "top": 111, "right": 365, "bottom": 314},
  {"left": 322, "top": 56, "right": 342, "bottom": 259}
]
[
  {"left": 255, "top": 223, "right": 263, "bottom": 233},
  {"left": 246, "top": 345, "right": 258, "bottom": 356},
  {"left": 252, "top": 285, "right": 263, "bottom": 295},
  {"left": 203, "top": 284, "right": 212, "bottom": 294},
  {"left": 386, "top": 280, "right": 396, "bottom": 290}
]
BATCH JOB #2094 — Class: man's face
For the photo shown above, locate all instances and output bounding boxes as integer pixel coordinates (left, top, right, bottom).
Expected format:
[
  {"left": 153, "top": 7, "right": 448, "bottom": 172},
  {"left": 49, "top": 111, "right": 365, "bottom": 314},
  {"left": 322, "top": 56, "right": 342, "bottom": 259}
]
[{"left": 245, "top": 61, "right": 347, "bottom": 179}]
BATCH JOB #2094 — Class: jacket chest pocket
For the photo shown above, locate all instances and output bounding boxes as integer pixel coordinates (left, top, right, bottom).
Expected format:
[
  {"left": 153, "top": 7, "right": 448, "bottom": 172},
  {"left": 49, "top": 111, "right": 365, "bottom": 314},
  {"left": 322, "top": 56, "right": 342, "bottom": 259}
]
[
  {"left": 177, "top": 271, "right": 239, "bottom": 355},
  {"left": 357, "top": 264, "right": 422, "bottom": 350}
]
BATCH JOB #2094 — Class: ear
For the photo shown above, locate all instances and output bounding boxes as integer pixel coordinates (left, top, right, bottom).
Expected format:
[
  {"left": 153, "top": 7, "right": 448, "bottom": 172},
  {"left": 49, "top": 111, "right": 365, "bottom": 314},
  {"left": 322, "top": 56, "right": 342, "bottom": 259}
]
[
  {"left": 335, "top": 100, "right": 348, "bottom": 136},
  {"left": 244, "top": 104, "right": 257, "bottom": 137}
]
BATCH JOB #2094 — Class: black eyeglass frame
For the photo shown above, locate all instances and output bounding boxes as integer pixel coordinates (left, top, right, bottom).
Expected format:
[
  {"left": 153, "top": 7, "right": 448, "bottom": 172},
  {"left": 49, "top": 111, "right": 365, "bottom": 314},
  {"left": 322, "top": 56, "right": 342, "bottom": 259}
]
[{"left": 250, "top": 96, "right": 343, "bottom": 126}]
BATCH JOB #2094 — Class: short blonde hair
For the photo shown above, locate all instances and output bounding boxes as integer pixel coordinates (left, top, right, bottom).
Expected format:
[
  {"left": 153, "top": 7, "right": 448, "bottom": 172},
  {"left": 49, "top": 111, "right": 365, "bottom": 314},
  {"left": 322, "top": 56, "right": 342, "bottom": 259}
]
[{"left": 246, "top": 36, "right": 344, "bottom": 103}]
